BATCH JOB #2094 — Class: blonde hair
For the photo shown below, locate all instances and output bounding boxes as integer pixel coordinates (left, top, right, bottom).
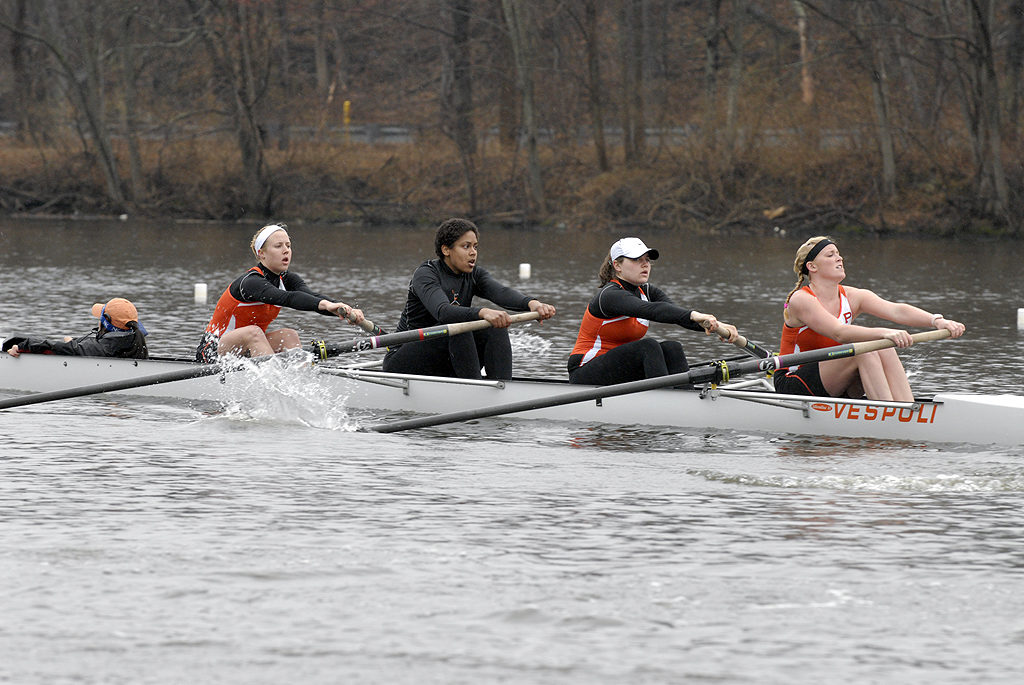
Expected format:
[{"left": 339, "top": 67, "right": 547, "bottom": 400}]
[
  {"left": 784, "top": 235, "right": 832, "bottom": 315},
  {"left": 250, "top": 222, "right": 288, "bottom": 258}
]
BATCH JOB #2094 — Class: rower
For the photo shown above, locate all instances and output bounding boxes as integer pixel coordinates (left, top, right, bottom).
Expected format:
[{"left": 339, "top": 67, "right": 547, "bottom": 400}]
[
  {"left": 3, "top": 298, "right": 148, "bottom": 359},
  {"left": 382, "top": 218, "right": 556, "bottom": 379},
  {"left": 774, "top": 235, "right": 966, "bottom": 401},
  {"left": 566, "top": 237, "right": 739, "bottom": 385},
  {"left": 196, "top": 222, "right": 367, "bottom": 362}
]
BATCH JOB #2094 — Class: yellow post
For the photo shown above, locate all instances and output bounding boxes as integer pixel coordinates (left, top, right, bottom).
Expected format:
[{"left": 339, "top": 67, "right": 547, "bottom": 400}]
[{"left": 343, "top": 100, "right": 351, "bottom": 143}]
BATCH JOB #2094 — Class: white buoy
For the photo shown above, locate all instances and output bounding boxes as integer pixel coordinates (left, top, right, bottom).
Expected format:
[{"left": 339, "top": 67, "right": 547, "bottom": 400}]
[
  {"left": 1018, "top": 308, "right": 1024, "bottom": 330},
  {"left": 194, "top": 283, "right": 208, "bottom": 304},
  {"left": 519, "top": 263, "right": 531, "bottom": 279}
]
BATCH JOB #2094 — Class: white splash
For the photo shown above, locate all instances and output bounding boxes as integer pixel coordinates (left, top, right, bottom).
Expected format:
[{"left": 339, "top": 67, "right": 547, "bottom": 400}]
[
  {"left": 216, "top": 352, "right": 358, "bottom": 431},
  {"left": 511, "top": 328, "right": 555, "bottom": 367}
]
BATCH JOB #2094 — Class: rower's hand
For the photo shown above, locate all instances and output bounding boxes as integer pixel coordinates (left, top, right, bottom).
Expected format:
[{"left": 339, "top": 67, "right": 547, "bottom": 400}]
[
  {"left": 324, "top": 301, "right": 364, "bottom": 325},
  {"left": 341, "top": 305, "right": 365, "bottom": 326},
  {"left": 882, "top": 328, "right": 913, "bottom": 348},
  {"left": 528, "top": 300, "right": 556, "bottom": 322},
  {"left": 935, "top": 317, "right": 966, "bottom": 338},
  {"left": 713, "top": 322, "right": 739, "bottom": 343},
  {"left": 480, "top": 308, "right": 512, "bottom": 328},
  {"left": 6, "top": 344, "right": 20, "bottom": 357},
  {"left": 691, "top": 311, "right": 722, "bottom": 336}
]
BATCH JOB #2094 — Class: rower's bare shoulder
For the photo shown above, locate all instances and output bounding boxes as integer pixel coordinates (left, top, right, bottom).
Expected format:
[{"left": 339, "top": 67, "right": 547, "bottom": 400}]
[
  {"left": 788, "top": 288, "right": 815, "bottom": 307},
  {"left": 842, "top": 285, "right": 878, "bottom": 305},
  {"left": 784, "top": 289, "right": 813, "bottom": 326}
]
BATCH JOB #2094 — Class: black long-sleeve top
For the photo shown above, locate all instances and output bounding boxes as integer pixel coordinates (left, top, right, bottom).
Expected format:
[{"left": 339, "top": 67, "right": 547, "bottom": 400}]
[
  {"left": 586, "top": 280, "right": 704, "bottom": 330},
  {"left": 2, "top": 327, "right": 147, "bottom": 358},
  {"left": 391, "top": 259, "right": 535, "bottom": 331},
  {"left": 233, "top": 267, "right": 337, "bottom": 316}
]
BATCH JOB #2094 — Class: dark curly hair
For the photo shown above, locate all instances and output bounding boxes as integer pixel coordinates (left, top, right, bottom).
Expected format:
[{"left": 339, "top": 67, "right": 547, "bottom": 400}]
[{"left": 434, "top": 218, "right": 479, "bottom": 259}]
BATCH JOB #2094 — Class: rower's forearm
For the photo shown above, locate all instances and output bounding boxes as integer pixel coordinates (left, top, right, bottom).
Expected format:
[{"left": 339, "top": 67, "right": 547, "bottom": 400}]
[{"left": 890, "top": 302, "right": 941, "bottom": 328}]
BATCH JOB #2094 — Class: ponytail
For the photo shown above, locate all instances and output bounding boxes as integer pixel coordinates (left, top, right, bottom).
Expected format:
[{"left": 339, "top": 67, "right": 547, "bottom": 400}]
[
  {"left": 783, "top": 274, "right": 806, "bottom": 321},
  {"left": 598, "top": 256, "right": 621, "bottom": 286}
]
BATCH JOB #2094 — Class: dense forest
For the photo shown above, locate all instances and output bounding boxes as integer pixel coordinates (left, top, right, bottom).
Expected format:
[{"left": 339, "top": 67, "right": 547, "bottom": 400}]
[{"left": 0, "top": 0, "right": 1021, "bottom": 236}]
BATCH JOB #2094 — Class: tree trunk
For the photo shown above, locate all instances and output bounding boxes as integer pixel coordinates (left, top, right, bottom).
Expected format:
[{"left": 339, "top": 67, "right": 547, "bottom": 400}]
[
  {"left": 792, "top": 0, "right": 813, "bottom": 105},
  {"left": 187, "top": 0, "right": 273, "bottom": 215},
  {"left": 701, "top": 0, "right": 724, "bottom": 153},
  {"left": 940, "top": 0, "right": 1009, "bottom": 221},
  {"left": 968, "top": 0, "right": 1009, "bottom": 220},
  {"left": 620, "top": 0, "right": 646, "bottom": 164},
  {"left": 584, "top": 0, "right": 609, "bottom": 172},
  {"left": 724, "top": 0, "right": 747, "bottom": 157},
  {"left": 865, "top": 4, "right": 896, "bottom": 198},
  {"left": 9, "top": 0, "right": 32, "bottom": 141},
  {"left": 1008, "top": 0, "right": 1024, "bottom": 142},
  {"left": 315, "top": 0, "right": 330, "bottom": 94},
  {"left": 502, "top": 0, "right": 545, "bottom": 217},
  {"left": 444, "top": 0, "right": 478, "bottom": 215}
]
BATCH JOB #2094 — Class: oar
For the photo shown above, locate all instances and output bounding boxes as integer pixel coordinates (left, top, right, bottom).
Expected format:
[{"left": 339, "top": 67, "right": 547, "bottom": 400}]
[
  {"left": 308, "top": 311, "right": 542, "bottom": 359},
  {"left": 369, "top": 329, "right": 952, "bottom": 433},
  {"left": 705, "top": 322, "right": 773, "bottom": 359},
  {"left": 0, "top": 361, "right": 236, "bottom": 411},
  {"left": 346, "top": 312, "right": 387, "bottom": 336}
]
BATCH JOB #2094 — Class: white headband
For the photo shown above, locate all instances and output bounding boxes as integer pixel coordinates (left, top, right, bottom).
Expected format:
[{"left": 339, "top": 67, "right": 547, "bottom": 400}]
[{"left": 253, "top": 224, "right": 286, "bottom": 253}]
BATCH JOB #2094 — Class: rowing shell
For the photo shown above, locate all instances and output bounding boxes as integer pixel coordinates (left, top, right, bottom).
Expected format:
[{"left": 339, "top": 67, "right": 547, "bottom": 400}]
[{"left": 1, "top": 352, "right": 1022, "bottom": 446}]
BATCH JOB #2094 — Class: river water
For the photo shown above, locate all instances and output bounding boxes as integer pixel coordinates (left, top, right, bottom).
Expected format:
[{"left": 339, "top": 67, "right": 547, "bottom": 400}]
[{"left": 1, "top": 218, "right": 1023, "bottom": 684}]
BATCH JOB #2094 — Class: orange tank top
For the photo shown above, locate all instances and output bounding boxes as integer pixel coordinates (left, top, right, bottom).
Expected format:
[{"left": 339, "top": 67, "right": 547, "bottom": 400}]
[
  {"left": 779, "top": 285, "right": 853, "bottom": 358},
  {"left": 204, "top": 266, "right": 284, "bottom": 337},
  {"left": 570, "top": 280, "right": 651, "bottom": 366}
]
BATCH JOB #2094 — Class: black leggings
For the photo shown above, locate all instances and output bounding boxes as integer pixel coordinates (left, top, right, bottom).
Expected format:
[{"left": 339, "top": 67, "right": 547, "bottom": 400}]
[
  {"left": 382, "top": 326, "right": 513, "bottom": 380},
  {"left": 568, "top": 338, "right": 688, "bottom": 385}
]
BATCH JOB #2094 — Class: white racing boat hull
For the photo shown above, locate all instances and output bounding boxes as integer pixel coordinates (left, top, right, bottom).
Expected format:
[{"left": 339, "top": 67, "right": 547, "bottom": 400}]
[{"left": 1, "top": 352, "right": 1022, "bottom": 446}]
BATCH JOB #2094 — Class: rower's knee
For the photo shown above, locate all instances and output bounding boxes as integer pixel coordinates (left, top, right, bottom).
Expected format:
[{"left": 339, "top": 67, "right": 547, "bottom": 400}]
[
  {"left": 220, "top": 325, "right": 272, "bottom": 356},
  {"left": 636, "top": 337, "right": 662, "bottom": 356},
  {"left": 269, "top": 328, "right": 301, "bottom": 351}
]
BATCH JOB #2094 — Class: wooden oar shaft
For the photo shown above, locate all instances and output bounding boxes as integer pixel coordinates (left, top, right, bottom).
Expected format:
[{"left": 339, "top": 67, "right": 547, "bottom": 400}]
[
  {"left": 349, "top": 314, "right": 386, "bottom": 337},
  {"left": 370, "top": 328, "right": 954, "bottom": 433},
  {"left": 703, "top": 322, "right": 773, "bottom": 359},
  {"left": 723, "top": 329, "right": 773, "bottom": 359},
  {"left": 311, "top": 311, "right": 541, "bottom": 359},
  {"left": 851, "top": 328, "right": 950, "bottom": 354}
]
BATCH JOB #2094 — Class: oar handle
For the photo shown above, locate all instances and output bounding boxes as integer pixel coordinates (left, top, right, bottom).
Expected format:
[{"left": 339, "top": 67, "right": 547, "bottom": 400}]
[
  {"left": 348, "top": 314, "right": 386, "bottom": 336},
  {"left": 706, "top": 322, "right": 774, "bottom": 359},
  {"left": 444, "top": 311, "right": 541, "bottom": 337},
  {"left": 311, "top": 310, "right": 542, "bottom": 359},
  {"left": 851, "top": 328, "right": 951, "bottom": 355}
]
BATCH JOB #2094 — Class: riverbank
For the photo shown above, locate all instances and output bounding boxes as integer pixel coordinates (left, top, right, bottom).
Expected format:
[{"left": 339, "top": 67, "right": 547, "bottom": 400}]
[{"left": 0, "top": 136, "right": 1017, "bottom": 237}]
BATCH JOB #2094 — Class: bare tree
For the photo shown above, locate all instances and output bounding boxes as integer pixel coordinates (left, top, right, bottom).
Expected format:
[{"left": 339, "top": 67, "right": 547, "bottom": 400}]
[
  {"left": 0, "top": 1, "right": 130, "bottom": 206},
  {"left": 502, "top": 0, "right": 545, "bottom": 217},
  {"left": 619, "top": 0, "right": 646, "bottom": 164},
  {"left": 186, "top": 0, "right": 274, "bottom": 215},
  {"left": 939, "top": 0, "right": 1009, "bottom": 220},
  {"left": 1008, "top": 0, "right": 1024, "bottom": 141},
  {"left": 859, "top": 2, "right": 897, "bottom": 198},
  {"left": 793, "top": 0, "right": 813, "bottom": 105},
  {"left": 441, "top": 0, "right": 479, "bottom": 214},
  {"left": 569, "top": 0, "right": 610, "bottom": 172},
  {"left": 723, "top": 0, "right": 747, "bottom": 157}
]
